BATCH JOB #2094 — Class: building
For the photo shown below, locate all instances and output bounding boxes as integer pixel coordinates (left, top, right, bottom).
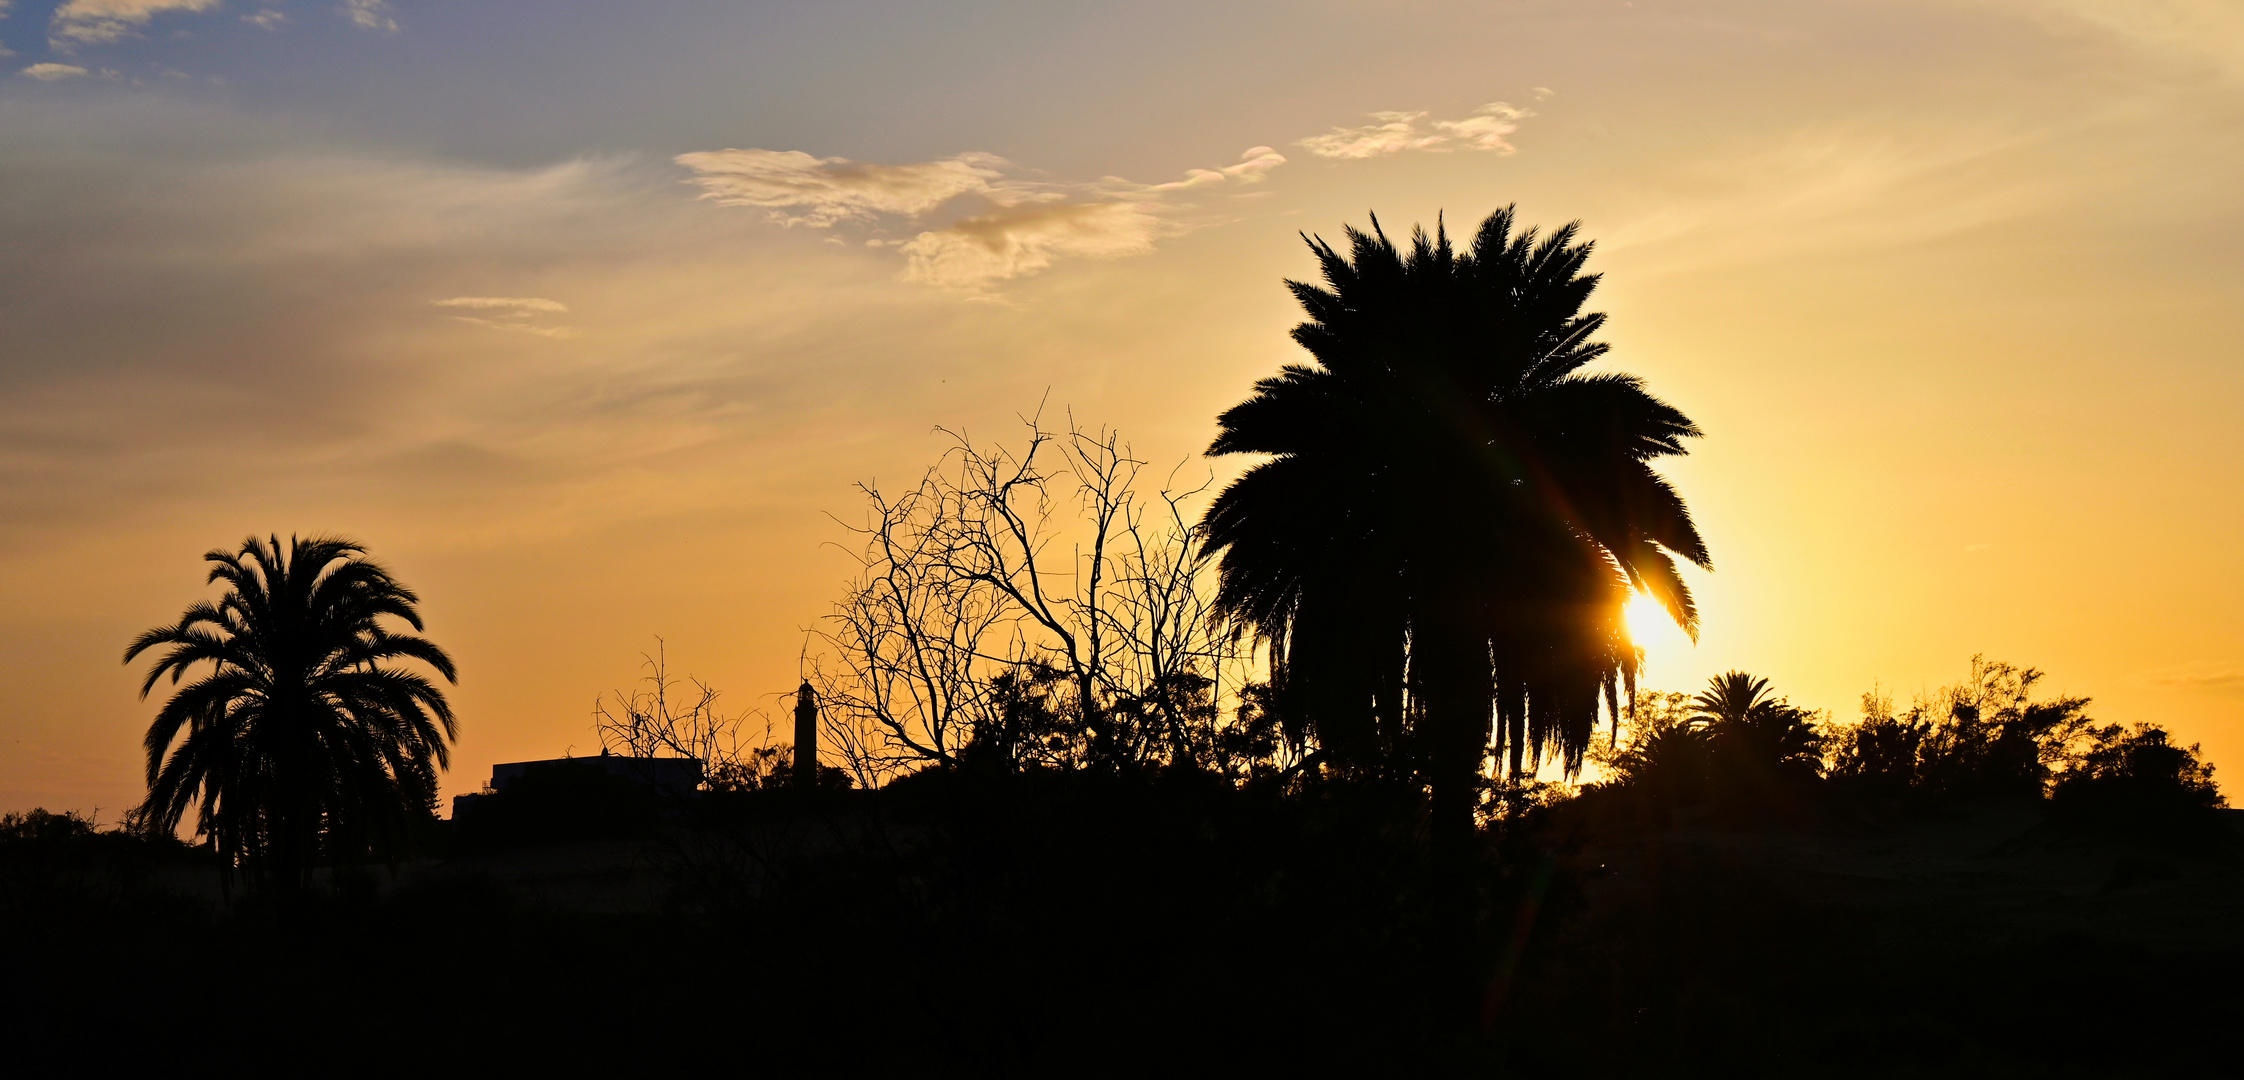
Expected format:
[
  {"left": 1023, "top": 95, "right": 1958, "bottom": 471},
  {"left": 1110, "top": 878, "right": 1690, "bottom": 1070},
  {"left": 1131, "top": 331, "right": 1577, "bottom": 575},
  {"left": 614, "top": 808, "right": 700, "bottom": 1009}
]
[{"left": 450, "top": 751, "right": 705, "bottom": 820}]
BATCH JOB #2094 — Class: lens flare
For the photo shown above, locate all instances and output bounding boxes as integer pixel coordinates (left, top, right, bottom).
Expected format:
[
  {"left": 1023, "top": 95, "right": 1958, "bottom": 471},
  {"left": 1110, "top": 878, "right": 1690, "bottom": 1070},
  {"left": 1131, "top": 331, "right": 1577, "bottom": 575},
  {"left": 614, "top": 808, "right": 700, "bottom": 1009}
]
[{"left": 1624, "top": 590, "right": 1694, "bottom": 672}]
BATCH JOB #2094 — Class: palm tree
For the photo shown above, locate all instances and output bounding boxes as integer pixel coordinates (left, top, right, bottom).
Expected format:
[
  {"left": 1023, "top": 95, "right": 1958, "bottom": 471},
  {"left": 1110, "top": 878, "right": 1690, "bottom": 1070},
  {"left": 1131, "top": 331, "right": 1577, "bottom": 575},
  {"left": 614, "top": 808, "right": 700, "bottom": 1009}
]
[
  {"left": 1688, "top": 671, "right": 1781, "bottom": 728},
  {"left": 1690, "top": 671, "right": 1824, "bottom": 795},
  {"left": 125, "top": 535, "right": 458, "bottom": 890},
  {"left": 1202, "top": 208, "right": 1710, "bottom": 845}
]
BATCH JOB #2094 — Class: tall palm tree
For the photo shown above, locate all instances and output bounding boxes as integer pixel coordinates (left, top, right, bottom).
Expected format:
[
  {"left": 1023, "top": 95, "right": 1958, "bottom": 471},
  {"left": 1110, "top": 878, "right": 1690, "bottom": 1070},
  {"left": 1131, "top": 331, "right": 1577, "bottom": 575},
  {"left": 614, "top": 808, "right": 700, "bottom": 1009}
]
[
  {"left": 1202, "top": 208, "right": 1710, "bottom": 844},
  {"left": 125, "top": 535, "right": 457, "bottom": 890}
]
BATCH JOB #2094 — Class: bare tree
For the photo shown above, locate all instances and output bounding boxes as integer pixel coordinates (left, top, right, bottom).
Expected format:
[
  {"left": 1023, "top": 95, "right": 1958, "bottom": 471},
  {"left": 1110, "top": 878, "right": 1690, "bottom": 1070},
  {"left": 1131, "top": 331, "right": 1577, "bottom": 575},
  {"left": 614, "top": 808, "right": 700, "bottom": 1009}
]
[
  {"left": 595, "top": 640, "right": 794, "bottom": 791},
  {"left": 807, "top": 408, "right": 1281, "bottom": 784}
]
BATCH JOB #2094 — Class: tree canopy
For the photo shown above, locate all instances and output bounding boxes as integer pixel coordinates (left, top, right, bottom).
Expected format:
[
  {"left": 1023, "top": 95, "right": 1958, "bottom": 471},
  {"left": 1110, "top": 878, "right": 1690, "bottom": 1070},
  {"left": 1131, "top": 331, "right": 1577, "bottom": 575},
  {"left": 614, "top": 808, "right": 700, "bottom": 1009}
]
[
  {"left": 125, "top": 535, "right": 456, "bottom": 890},
  {"left": 1200, "top": 207, "right": 1709, "bottom": 841}
]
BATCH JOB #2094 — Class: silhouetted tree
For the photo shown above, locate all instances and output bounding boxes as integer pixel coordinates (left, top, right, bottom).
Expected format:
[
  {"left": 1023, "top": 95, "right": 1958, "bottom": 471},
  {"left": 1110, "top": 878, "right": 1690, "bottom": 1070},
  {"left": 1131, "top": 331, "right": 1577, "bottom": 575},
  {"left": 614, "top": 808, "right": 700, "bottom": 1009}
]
[
  {"left": 2051, "top": 722, "right": 2225, "bottom": 826},
  {"left": 124, "top": 535, "right": 456, "bottom": 891},
  {"left": 1592, "top": 689, "right": 1722, "bottom": 812},
  {"left": 1824, "top": 688, "right": 1929, "bottom": 799},
  {"left": 1691, "top": 671, "right": 1825, "bottom": 802},
  {"left": 0, "top": 808, "right": 101, "bottom": 845},
  {"left": 589, "top": 639, "right": 846, "bottom": 791},
  {"left": 810, "top": 412, "right": 1280, "bottom": 783},
  {"left": 1201, "top": 207, "right": 1710, "bottom": 845},
  {"left": 1829, "top": 657, "right": 2096, "bottom": 802}
]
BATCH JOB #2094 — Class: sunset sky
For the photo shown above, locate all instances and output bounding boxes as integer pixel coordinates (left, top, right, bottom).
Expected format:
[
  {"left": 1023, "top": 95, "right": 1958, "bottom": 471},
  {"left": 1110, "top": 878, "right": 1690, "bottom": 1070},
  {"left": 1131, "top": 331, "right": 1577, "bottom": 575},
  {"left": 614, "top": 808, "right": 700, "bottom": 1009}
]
[{"left": 4, "top": 0, "right": 2241, "bottom": 815}]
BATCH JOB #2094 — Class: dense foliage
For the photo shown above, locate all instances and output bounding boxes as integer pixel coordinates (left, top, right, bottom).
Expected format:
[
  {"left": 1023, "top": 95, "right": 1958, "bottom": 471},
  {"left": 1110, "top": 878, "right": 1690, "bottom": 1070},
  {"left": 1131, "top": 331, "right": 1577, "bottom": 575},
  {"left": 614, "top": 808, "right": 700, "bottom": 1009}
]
[{"left": 1592, "top": 659, "right": 2226, "bottom": 843}]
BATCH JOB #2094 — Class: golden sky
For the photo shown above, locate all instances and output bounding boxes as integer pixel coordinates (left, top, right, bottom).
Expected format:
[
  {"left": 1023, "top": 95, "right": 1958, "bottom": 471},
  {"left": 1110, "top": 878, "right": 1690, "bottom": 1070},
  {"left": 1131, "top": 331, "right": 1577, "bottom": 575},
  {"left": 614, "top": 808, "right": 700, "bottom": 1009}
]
[{"left": 4, "top": 0, "right": 2241, "bottom": 813}]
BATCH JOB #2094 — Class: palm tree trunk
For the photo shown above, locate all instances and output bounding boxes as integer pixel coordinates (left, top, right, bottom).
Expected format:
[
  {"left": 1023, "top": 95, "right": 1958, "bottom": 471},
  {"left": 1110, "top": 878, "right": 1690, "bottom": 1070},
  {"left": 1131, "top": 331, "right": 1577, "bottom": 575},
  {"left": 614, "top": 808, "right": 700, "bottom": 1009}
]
[{"left": 1413, "top": 607, "right": 1492, "bottom": 855}]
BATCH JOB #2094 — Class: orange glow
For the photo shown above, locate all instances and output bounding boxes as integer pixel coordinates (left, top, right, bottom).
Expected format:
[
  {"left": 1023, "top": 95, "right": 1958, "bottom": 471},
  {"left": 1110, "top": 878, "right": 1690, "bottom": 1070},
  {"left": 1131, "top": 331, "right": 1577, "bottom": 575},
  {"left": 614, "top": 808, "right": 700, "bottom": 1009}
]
[
  {"left": 1625, "top": 591, "right": 1697, "bottom": 686},
  {"left": 5, "top": 0, "right": 2243, "bottom": 818}
]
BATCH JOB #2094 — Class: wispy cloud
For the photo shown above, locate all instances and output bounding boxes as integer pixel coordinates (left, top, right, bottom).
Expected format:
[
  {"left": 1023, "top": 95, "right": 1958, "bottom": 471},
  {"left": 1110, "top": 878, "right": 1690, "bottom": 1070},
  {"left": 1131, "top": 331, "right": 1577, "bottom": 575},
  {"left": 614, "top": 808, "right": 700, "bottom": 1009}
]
[
  {"left": 1131, "top": 145, "right": 1287, "bottom": 192},
  {"left": 675, "top": 149, "right": 1010, "bottom": 226},
  {"left": 1432, "top": 102, "right": 1533, "bottom": 151},
  {"left": 433, "top": 297, "right": 576, "bottom": 337},
  {"left": 339, "top": 0, "right": 398, "bottom": 34},
  {"left": 49, "top": 0, "right": 219, "bottom": 47},
  {"left": 2001, "top": 0, "right": 2244, "bottom": 80},
  {"left": 21, "top": 63, "right": 89, "bottom": 80},
  {"left": 435, "top": 296, "right": 570, "bottom": 314},
  {"left": 900, "top": 201, "right": 1164, "bottom": 290},
  {"left": 1597, "top": 122, "right": 2068, "bottom": 278},
  {"left": 677, "top": 144, "right": 1286, "bottom": 291},
  {"left": 1296, "top": 111, "right": 1447, "bottom": 159},
  {"left": 897, "top": 146, "right": 1286, "bottom": 290},
  {"left": 2151, "top": 667, "right": 2244, "bottom": 695},
  {"left": 243, "top": 8, "right": 288, "bottom": 31},
  {"left": 1297, "top": 101, "right": 1535, "bottom": 159},
  {"left": 446, "top": 317, "right": 579, "bottom": 339}
]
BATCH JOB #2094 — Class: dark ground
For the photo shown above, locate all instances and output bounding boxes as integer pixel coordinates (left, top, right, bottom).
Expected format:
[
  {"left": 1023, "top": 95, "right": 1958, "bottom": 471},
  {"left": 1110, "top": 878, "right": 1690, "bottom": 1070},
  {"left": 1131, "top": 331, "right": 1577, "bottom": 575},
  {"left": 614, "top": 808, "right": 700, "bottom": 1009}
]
[{"left": 4, "top": 781, "right": 2238, "bottom": 1075}]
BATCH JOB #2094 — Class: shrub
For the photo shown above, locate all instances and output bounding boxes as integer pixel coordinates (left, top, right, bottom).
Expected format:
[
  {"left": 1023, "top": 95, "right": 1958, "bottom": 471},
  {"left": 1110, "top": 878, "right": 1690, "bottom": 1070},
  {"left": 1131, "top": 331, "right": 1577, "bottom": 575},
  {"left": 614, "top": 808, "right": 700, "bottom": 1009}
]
[
  {"left": 1828, "top": 657, "right": 2096, "bottom": 801},
  {"left": 2050, "top": 723, "right": 2225, "bottom": 827}
]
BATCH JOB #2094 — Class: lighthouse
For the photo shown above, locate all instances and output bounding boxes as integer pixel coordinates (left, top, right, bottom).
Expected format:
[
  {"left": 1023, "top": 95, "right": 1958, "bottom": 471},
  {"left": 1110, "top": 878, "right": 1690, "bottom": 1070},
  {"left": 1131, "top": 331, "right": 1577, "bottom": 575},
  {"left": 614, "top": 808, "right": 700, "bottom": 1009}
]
[{"left": 793, "top": 681, "right": 819, "bottom": 787}]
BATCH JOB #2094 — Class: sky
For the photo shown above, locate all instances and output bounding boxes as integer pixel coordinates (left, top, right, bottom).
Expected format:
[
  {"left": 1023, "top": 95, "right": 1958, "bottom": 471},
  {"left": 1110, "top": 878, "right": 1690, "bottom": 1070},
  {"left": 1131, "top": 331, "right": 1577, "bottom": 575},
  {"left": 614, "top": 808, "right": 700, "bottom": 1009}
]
[{"left": 4, "top": 0, "right": 2242, "bottom": 816}]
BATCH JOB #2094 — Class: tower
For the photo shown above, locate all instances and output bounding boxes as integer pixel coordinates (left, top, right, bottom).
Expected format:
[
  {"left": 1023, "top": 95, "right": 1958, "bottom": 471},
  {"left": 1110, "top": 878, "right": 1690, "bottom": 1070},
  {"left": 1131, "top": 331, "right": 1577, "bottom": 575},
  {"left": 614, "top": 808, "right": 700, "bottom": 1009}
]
[{"left": 793, "top": 681, "right": 818, "bottom": 787}]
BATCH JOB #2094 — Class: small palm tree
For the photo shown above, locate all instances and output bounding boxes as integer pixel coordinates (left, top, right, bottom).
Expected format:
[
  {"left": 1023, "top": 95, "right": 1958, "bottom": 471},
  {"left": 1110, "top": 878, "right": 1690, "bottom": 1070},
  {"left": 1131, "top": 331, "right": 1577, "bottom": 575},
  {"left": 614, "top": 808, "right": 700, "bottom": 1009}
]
[
  {"left": 125, "top": 535, "right": 457, "bottom": 890},
  {"left": 1690, "top": 671, "right": 1824, "bottom": 794},
  {"left": 1688, "top": 671, "right": 1782, "bottom": 728}
]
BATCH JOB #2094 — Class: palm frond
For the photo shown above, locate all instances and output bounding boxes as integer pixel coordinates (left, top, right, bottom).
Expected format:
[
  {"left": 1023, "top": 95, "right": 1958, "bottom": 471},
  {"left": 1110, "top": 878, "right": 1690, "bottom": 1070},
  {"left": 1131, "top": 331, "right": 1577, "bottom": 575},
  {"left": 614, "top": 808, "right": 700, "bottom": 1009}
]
[{"left": 125, "top": 534, "right": 456, "bottom": 888}]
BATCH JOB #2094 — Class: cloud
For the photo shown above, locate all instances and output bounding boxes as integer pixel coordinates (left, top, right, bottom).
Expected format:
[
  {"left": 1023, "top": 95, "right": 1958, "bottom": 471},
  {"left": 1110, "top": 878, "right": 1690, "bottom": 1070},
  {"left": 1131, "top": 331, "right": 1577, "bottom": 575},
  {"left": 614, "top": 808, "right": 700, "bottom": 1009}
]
[
  {"left": 900, "top": 201, "right": 1165, "bottom": 289},
  {"left": 21, "top": 63, "right": 90, "bottom": 80},
  {"left": 1128, "top": 145, "right": 1287, "bottom": 192},
  {"left": 1296, "top": 111, "right": 1447, "bottom": 159},
  {"left": 1297, "top": 101, "right": 1535, "bottom": 158},
  {"left": 0, "top": 107, "right": 825, "bottom": 548},
  {"left": 2000, "top": 0, "right": 2244, "bottom": 79},
  {"left": 434, "top": 296, "right": 570, "bottom": 314},
  {"left": 433, "top": 297, "right": 575, "bottom": 337},
  {"left": 1596, "top": 122, "right": 2070, "bottom": 278},
  {"left": 49, "top": 0, "right": 218, "bottom": 47},
  {"left": 675, "top": 149, "right": 1009, "bottom": 227},
  {"left": 1432, "top": 102, "right": 1532, "bottom": 152},
  {"left": 445, "top": 316, "right": 580, "bottom": 339},
  {"left": 2152, "top": 668, "right": 2244, "bottom": 695},
  {"left": 678, "top": 144, "right": 1286, "bottom": 290},
  {"left": 339, "top": 0, "right": 398, "bottom": 33},
  {"left": 243, "top": 8, "right": 288, "bottom": 30}
]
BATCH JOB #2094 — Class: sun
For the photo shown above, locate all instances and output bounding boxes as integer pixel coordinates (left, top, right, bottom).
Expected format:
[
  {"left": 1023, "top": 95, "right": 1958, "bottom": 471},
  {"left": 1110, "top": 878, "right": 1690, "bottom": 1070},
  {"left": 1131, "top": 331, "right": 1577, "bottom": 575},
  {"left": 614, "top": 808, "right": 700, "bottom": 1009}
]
[{"left": 1623, "top": 590, "right": 1694, "bottom": 664}]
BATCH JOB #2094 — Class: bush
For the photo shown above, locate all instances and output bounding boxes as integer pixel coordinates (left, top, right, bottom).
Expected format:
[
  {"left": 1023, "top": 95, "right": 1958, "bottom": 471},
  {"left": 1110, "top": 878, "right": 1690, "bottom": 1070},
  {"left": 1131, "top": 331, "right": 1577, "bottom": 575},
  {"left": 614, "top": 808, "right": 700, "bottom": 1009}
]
[
  {"left": 1591, "top": 675, "right": 1826, "bottom": 818},
  {"left": 0, "top": 807, "right": 99, "bottom": 844},
  {"left": 2050, "top": 723, "right": 2225, "bottom": 827},
  {"left": 1827, "top": 657, "right": 2096, "bottom": 802},
  {"left": 1591, "top": 691, "right": 1712, "bottom": 812}
]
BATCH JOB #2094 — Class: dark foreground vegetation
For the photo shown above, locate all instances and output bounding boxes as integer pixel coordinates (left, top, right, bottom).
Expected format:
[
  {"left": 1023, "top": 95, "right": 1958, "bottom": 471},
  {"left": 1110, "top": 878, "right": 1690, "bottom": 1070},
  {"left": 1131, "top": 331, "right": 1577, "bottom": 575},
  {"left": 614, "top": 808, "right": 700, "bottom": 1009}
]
[
  {"left": 13, "top": 209, "right": 2238, "bottom": 1073},
  {"left": 8, "top": 675, "right": 2239, "bottom": 1076}
]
